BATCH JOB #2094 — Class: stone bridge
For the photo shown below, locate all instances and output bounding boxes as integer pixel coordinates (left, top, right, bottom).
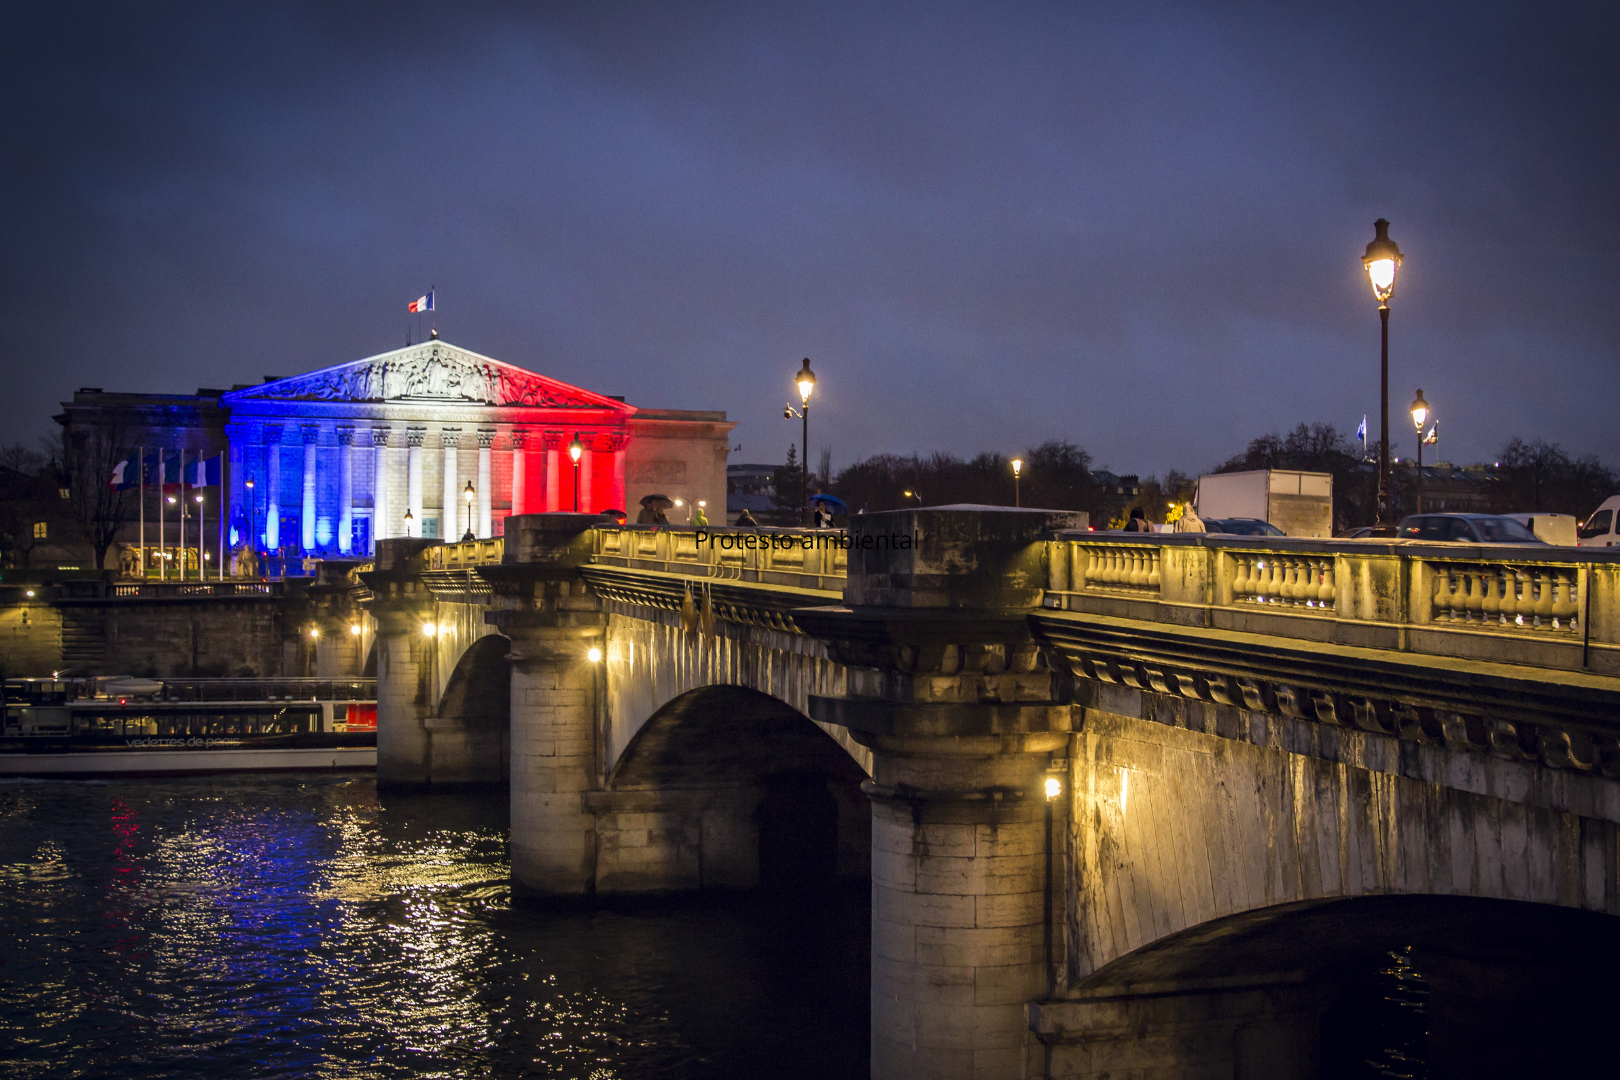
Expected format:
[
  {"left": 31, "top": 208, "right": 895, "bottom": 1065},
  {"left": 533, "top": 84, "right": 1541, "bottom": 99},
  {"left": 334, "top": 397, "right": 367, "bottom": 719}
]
[{"left": 361, "top": 510, "right": 1620, "bottom": 1080}]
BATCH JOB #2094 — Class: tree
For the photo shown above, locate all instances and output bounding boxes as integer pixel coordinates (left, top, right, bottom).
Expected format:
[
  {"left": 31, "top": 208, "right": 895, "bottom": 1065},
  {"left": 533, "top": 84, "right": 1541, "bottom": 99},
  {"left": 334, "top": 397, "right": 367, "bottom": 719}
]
[
  {"left": 772, "top": 445, "right": 807, "bottom": 517},
  {"left": 1494, "top": 437, "right": 1616, "bottom": 515},
  {"left": 46, "top": 428, "right": 137, "bottom": 571},
  {"left": 829, "top": 440, "right": 1104, "bottom": 520}
]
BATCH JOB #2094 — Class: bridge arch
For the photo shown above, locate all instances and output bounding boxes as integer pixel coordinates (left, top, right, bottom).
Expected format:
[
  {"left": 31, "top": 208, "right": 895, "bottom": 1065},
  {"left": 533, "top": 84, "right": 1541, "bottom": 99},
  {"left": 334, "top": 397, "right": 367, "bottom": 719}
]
[
  {"left": 1045, "top": 894, "right": 1620, "bottom": 1078},
  {"left": 425, "top": 632, "right": 510, "bottom": 786},
  {"left": 593, "top": 685, "right": 871, "bottom": 893}
]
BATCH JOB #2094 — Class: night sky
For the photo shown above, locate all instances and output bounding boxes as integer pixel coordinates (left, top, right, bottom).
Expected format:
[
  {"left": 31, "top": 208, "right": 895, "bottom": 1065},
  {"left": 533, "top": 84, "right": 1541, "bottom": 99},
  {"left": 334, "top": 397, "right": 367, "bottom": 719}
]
[{"left": 3, "top": 2, "right": 1616, "bottom": 478}]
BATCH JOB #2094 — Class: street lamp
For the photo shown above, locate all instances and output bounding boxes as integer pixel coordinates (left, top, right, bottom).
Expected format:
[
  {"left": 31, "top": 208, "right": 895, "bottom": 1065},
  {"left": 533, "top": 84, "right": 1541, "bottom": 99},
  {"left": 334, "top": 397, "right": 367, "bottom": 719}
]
[
  {"left": 903, "top": 489, "right": 922, "bottom": 506},
  {"left": 1011, "top": 457, "right": 1024, "bottom": 508},
  {"left": 462, "top": 480, "right": 476, "bottom": 542},
  {"left": 568, "top": 434, "right": 585, "bottom": 512},
  {"left": 1362, "top": 218, "right": 1405, "bottom": 532},
  {"left": 785, "top": 358, "right": 816, "bottom": 526},
  {"left": 245, "top": 475, "right": 257, "bottom": 560},
  {"left": 403, "top": 507, "right": 414, "bottom": 537},
  {"left": 1410, "top": 389, "right": 1431, "bottom": 516}
]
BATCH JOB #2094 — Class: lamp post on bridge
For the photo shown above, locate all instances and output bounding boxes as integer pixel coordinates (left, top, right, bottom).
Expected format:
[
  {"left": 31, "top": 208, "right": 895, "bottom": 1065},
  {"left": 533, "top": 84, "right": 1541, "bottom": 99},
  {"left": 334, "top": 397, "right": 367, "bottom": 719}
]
[
  {"left": 1411, "top": 389, "right": 1431, "bottom": 516},
  {"left": 1362, "top": 218, "right": 1405, "bottom": 533},
  {"left": 461, "top": 480, "right": 476, "bottom": 542},
  {"left": 782, "top": 359, "right": 817, "bottom": 526}
]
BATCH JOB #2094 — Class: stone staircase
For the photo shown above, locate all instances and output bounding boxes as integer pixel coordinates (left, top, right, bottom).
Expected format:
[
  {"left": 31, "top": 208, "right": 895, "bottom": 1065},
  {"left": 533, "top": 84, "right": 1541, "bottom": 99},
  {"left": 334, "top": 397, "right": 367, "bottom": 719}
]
[{"left": 58, "top": 609, "right": 106, "bottom": 675}]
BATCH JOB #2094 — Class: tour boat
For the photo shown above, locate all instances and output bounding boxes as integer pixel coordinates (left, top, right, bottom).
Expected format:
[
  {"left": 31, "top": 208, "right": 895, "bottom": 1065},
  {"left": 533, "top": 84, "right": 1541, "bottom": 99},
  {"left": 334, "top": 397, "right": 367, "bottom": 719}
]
[{"left": 1, "top": 677, "right": 377, "bottom": 778}]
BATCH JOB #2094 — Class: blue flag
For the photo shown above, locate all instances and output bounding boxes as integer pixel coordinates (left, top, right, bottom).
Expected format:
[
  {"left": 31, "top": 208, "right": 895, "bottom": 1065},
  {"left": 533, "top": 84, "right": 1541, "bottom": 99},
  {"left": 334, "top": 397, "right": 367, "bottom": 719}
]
[{"left": 1355, "top": 416, "right": 1367, "bottom": 444}]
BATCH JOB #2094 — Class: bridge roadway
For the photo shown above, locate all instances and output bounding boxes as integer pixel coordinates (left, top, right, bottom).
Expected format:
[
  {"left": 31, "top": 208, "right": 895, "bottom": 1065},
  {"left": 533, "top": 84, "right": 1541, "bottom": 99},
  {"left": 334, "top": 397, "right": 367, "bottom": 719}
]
[{"left": 360, "top": 510, "right": 1620, "bottom": 1080}]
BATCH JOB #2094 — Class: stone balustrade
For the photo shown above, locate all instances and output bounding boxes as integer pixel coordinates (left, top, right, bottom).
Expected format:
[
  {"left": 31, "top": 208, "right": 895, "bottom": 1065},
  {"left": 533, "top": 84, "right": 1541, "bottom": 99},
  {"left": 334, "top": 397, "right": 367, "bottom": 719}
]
[
  {"left": 1045, "top": 532, "right": 1620, "bottom": 675},
  {"left": 588, "top": 524, "right": 849, "bottom": 593}
]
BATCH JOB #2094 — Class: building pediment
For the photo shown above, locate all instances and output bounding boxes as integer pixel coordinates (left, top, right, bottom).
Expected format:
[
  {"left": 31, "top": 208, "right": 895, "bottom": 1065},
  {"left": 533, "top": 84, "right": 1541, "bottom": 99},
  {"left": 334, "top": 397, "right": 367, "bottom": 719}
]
[{"left": 222, "top": 340, "right": 635, "bottom": 413}]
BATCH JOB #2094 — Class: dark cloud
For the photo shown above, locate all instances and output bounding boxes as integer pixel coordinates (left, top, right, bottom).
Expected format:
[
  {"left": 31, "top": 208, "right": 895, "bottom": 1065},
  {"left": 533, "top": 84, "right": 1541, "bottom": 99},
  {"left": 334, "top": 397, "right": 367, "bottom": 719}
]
[{"left": 3, "top": 1, "right": 1616, "bottom": 477}]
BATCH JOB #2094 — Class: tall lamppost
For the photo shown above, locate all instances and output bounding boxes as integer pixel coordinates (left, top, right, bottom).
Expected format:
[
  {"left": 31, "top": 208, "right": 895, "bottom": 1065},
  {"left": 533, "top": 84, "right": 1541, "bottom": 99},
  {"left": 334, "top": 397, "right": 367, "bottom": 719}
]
[
  {"left": 782, "top": 359, "right": 817, "bottom": 526},
  {"left": 1362, "top": 218, "right": 1405, "bottom": 532},
  {"left": 568, "top": 434, "right": 584, "bottom": 512},
  {"left": 1011, "top": 457, "right": 1024, "bottom": 508},
  {"left": 403, "top": 508, "right": 414, "bottom": 537},
  {"left": 1410, "top": 389, "right": 1431, "bottom": 516},
  {"left": 461, "top": 480, "right": 476, "bottom": 541}
]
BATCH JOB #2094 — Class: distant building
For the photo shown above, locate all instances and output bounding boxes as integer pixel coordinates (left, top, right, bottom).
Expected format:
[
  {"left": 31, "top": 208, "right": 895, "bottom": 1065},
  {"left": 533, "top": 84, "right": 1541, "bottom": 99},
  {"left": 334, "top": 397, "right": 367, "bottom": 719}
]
[
  {"left": 57, "top": 337, "right": 734, "bottom": 566},
  {"left": 726, "top": 463, "right": 781, "bottom": 524}
]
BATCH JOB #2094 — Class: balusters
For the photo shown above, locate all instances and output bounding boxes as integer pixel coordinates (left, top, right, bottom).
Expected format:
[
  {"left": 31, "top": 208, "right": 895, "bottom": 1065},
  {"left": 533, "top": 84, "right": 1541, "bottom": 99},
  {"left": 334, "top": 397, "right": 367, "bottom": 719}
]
[
  {"left": 1432, "top": 566, "right": 1455, "bottom": 622},
  {"left": 1480, "top": 568, "right": 1502, "bottom": 623},
  {"left": 1533, "top": 570, "right": 1555, "bottom": 626},
  {"left": 1147, "top": 550, "right": 1161, "bottom": 590},
  {"left": 1319, "top": 559, "right": 1336, "bottom": 607},
  {"left": 1231, "top": 555, "right": 1251, "bottom": 601},
  {"left": 1551, "top": 570, "right": 1579, "bottom": 628},
  {"left": 1463, "top": 569, "right": 1485, "bottom": 622}
]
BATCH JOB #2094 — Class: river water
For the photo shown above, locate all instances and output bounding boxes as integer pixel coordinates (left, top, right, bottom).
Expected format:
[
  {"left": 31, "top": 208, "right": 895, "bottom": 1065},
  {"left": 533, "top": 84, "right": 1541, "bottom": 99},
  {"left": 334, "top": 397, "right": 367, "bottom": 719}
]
[{"left": 0, "top": 775, "right": 869, "bottom": 1080}]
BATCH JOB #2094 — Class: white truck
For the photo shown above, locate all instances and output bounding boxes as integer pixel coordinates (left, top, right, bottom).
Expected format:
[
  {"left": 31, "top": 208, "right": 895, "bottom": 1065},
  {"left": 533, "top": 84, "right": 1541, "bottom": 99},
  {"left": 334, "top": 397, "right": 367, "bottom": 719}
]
[{"left": 1195, "top": 470, "right": 1334, "bottom": 538}]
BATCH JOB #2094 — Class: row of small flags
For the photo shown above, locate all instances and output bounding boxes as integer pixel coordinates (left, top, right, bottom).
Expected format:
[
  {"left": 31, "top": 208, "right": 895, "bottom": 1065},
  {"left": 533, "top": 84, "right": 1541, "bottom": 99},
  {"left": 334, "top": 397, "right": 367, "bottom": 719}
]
[{"left": 108, "top": 451, "right": 221, "bottom": 491}]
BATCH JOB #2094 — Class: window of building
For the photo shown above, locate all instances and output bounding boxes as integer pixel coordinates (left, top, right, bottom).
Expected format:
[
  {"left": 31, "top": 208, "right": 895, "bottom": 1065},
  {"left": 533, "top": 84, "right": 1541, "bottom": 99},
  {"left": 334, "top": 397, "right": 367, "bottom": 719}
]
[
  {"left": 33, "top": 522, "right": 47, "bottom": 539},
  {"left": 59, "top": 488, "right": 70, "bottom": 499}
]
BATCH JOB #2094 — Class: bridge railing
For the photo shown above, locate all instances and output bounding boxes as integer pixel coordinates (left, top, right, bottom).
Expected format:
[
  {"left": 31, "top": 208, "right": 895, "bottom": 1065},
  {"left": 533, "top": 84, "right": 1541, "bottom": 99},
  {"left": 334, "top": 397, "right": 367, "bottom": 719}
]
[
  {"left": 1044, "top": 532, "right": 1620, "bottom": 673},
  {"left": 588, "top": 525, "right": 848, "bottom": 593},
  {"left": 108, "top": 581, "right": 284, "bottom": 599},
  {"left": 427, "top": 538, "right": 505, "bottom": 570}
]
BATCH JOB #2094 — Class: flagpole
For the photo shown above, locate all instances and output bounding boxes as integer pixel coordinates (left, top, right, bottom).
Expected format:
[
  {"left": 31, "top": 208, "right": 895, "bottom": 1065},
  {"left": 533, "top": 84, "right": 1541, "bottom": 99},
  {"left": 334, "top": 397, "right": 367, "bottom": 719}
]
[
  {"left": 138, "top": 446, "right": 145, "bottom": 579},
  {"left": 157, "top": 451, "right": 166, "bottom": 581},
  {"left": 180, "top": 449, "right": 187, "bottom": 582},
  {"left": 218, "top": 452, "right": 226, "bottom": 582}
]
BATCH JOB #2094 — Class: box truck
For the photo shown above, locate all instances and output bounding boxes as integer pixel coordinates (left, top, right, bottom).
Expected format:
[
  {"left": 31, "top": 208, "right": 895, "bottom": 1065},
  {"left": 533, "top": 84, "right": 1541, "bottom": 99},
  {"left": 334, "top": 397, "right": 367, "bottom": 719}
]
[{"left": 1195, "top": 470, "right": 1333, "bottom": 538}]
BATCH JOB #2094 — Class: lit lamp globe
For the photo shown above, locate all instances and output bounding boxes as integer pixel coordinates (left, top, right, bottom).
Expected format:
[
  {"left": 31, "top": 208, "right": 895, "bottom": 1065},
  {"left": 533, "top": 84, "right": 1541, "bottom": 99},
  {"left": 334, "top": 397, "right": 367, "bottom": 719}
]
[
  {"left": 796, "top": 358, "right": 816, "bottom": 405},
  {"left": 1362, "top": 218, "right": 1403, "bottom": 305},
  {"left": 1410, "top": 389, "right": 1430, "bottom": 433},
  {"left": 568, "top": 435, "right": 584, "bottom": 463}
]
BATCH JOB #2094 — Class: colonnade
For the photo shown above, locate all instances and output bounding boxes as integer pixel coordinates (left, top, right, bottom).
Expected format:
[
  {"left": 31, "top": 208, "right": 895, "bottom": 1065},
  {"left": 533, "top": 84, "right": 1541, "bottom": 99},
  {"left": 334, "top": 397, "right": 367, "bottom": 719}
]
[{"left": 231, "top": 423, "right": 628, "bottom": 556}]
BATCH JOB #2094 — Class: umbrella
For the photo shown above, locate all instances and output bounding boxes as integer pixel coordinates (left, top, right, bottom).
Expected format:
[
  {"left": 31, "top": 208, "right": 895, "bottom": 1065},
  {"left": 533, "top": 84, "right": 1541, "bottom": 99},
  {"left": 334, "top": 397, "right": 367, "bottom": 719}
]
[
  {"left": 640, "top": 494, "right": 675, "bottom": 511},
  {"left": 598, "top": 508, "right": 627, "bottom": 521},
  {"left": 808, "top": 493, "right": 847, "bottom": 512}
]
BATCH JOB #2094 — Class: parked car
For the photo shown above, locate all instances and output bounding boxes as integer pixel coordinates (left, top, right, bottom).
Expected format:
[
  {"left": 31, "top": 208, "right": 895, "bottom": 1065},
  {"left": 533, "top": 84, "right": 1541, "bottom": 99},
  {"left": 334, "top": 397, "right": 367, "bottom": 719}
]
[
  {"left": 1337, "top": 526, "right": 1377, "bottom": 539},
  {"left": 1578, "top": 496, "right": 1620, "bottom": 548},
  {"left": 1396, "top": 514, "right": 1545, "bottom": 544},
  {"left": 1203, "top": 517, "right": 1285, "bottom": 537}
]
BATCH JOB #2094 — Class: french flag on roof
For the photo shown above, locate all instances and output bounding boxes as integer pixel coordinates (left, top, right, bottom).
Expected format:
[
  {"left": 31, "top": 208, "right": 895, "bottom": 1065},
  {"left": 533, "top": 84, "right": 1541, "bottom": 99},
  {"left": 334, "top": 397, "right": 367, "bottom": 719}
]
[{"left": 408, "top": 291, "right": 434, "bottom": 313}]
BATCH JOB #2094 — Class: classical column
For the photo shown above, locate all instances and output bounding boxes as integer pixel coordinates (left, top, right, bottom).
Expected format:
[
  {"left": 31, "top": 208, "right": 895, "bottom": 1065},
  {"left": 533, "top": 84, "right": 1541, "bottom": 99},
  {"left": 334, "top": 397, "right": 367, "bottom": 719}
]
[
  {"left": 477, "top": 429, "right": 494, "bottom": 537},
  {"left": 337, "top": 427, "right": 354, "bottom": 555},
  {"left": 265, "top": 426, "right": 281, "bottom": 551},
  {"left": 371, "top": 426, "right": 391, "bottom": 549},
  {"left": 300, "top": 425, "right": 319, "bottom": 552},
  {"left": 609, "top": 431, "right": 628, "bottom": 513},
  {"left": 577, "top": 434, "right": 593, "bottom": 514},
  {"left": 510, "top": 429, "right": 528, "bottom": 517},
  {"left": 543, "top": 432, "right": 562, "bottom": 512},
  {"left": 407, "top": 427, "right": 425, "bottom": 537},
  {"left": 440, "top": 429, "right": 460, "bottom": 541}
]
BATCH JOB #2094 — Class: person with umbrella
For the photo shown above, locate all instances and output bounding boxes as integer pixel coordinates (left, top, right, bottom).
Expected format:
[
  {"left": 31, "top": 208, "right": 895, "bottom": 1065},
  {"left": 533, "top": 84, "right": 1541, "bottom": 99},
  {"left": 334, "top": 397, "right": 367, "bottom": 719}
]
[
  {"left": 637, "top": 494, "right": 674, "bottom": 525},
  {"left": 809, "top": 492, "right": 846, "bottom": 528}
]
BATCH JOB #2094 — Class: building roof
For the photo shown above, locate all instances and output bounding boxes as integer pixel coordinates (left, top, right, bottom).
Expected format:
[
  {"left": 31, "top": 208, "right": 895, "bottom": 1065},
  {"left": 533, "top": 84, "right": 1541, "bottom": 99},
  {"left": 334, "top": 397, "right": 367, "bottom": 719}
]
[{"left": 221, "top": 338, "right": 637, "bottom": 413}]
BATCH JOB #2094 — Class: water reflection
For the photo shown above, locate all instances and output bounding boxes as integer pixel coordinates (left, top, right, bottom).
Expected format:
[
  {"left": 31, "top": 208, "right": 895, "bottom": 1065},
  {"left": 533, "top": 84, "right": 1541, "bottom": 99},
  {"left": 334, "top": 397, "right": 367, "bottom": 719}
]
[{"left": 0, "top": 776, "right": 868, "bottom": 1079}]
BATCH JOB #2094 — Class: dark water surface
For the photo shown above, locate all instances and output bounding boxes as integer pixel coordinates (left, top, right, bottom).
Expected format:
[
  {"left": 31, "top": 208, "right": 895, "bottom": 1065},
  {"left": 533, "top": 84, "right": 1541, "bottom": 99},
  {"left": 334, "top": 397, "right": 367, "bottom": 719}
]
[{"left": 0, "top": 775, "right": 869, "bottom": 1079}]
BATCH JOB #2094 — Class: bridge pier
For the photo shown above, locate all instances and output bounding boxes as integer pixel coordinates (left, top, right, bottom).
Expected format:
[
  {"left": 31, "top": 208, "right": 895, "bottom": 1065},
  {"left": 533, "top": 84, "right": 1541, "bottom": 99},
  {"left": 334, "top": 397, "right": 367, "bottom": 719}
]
[
  {"left": 861, "top": 732, "right": 1067, "bottom": 1080},
  {"left": 505, "top": 617, "right": 606, "bottom": 896},
  {"left": 367, "top": 539, "right": 440, "bottom": 789}
]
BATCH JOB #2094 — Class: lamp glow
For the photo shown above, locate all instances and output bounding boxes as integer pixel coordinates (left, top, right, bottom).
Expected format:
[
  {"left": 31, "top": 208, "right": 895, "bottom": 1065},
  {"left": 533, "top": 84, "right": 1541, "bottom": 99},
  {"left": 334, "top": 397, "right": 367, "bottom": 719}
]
[
  {"left": 1044, "top": 777, "right": 1062, "bottom": 800},
  {"left": 463, "top": 480, "right": 475, "bottom": 502},
  {"left": 350, "top": 624, "right": 362, "bottom": 635},
  {"left": 587, "top": 646, "right": 603, "bottom": 663},
  {"left": 1410, "top": 389, "right": 1430, "bottom": 432},
  {"left": 795, "top": 357, "right": 816, "bottom": 404},
  {"left": 568, "top": 435, "right": 584, "bottom": 463},
  {"left": 1011, "top": 458, "right": 1023, "bottom": 476},
  {"left": 423, "top": 622, "right": 437, "bottom": 637},
  {"left": 1362, "top": 218, "right": 1404, "bottom": 305},
  {"left": 309, "top": 627, "right": 319, "bottom": 639}
]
